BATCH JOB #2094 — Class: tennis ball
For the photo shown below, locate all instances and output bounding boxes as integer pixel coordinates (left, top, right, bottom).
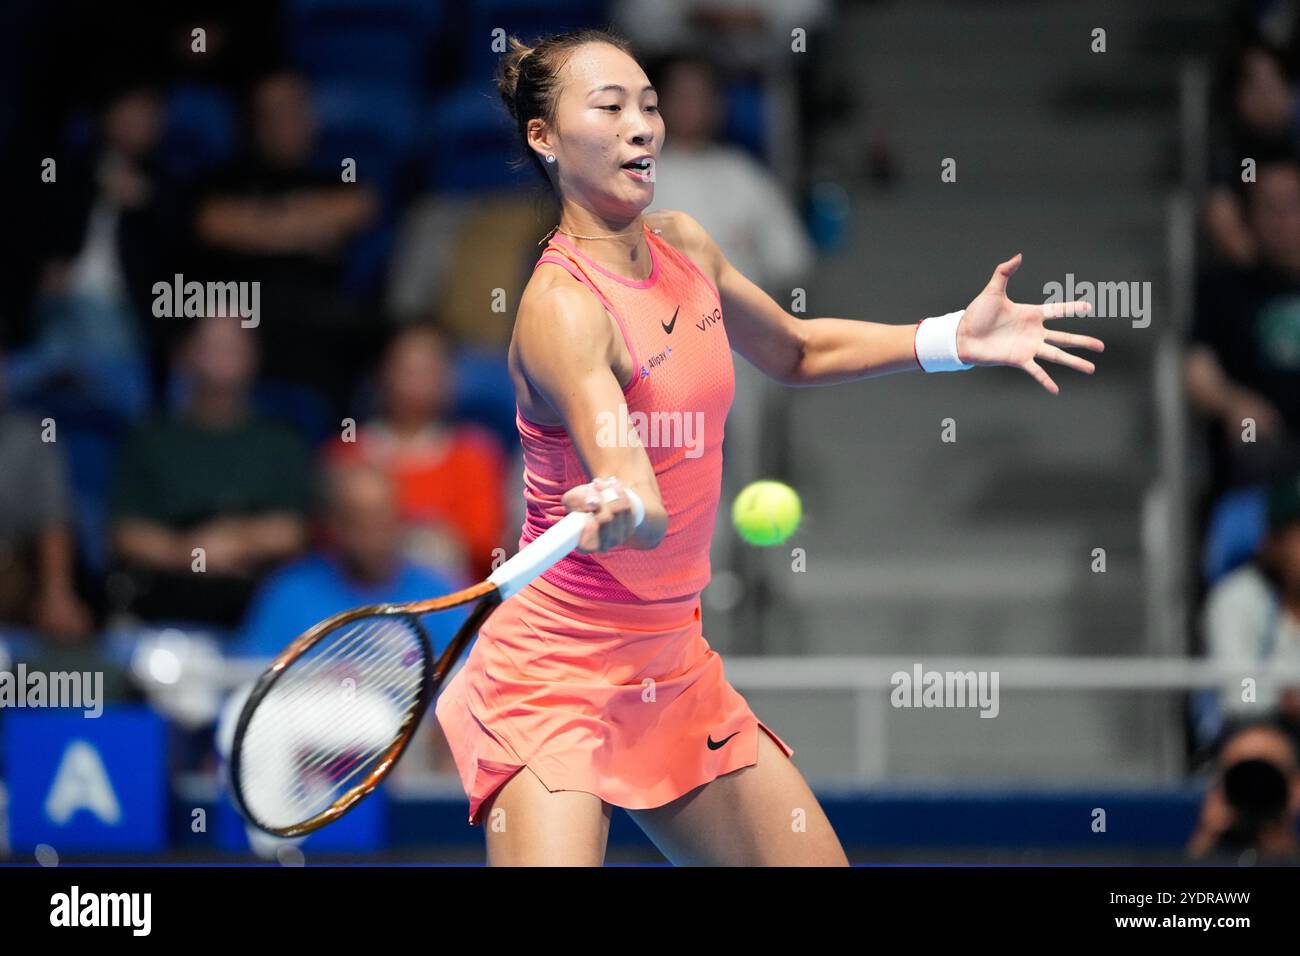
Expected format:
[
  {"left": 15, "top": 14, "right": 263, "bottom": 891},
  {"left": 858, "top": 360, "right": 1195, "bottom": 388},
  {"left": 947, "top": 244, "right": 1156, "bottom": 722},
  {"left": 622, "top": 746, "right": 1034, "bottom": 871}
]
[{"left": 732, "top": 480, "right": 801, "bottom": 546}]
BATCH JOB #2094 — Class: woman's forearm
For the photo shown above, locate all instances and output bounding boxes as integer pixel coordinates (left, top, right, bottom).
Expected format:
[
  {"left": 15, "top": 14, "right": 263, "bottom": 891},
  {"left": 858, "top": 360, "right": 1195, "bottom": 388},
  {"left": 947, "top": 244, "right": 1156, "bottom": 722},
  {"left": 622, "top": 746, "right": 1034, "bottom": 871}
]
[{"left": 786, "top": 318, "right": 922, "bottom": 387}]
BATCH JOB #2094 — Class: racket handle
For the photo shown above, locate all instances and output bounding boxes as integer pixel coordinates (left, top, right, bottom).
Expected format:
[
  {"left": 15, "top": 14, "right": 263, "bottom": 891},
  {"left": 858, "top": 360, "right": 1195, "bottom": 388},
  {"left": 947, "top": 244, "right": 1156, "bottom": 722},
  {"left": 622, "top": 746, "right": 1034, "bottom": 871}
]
[{"left": 488, "top": 488, "right": 646, "bottom": 600}]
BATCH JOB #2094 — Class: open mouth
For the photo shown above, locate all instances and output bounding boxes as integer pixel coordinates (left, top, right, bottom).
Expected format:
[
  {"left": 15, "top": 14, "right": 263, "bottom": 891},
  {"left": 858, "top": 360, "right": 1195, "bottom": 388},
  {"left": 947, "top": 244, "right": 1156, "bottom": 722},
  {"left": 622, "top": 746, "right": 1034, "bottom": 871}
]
[{"left": 621, "top": 158, "right": 655, "bottom": 180}]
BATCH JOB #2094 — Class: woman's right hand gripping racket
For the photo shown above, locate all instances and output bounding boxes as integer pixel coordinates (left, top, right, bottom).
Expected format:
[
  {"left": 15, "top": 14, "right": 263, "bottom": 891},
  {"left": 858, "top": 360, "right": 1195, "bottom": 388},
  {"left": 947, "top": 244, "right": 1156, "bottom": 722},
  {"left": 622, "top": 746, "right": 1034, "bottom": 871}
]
[{"left": 229, "top": 480, "right": 645, "bottom": 837}]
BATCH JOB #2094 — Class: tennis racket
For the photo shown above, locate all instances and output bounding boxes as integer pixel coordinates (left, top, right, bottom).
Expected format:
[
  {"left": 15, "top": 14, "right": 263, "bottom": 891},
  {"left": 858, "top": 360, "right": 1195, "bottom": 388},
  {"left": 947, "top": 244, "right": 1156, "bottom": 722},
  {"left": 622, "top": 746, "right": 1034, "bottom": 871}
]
[{"left": 229, "top": 486, "right": 644, "bottom": 837}]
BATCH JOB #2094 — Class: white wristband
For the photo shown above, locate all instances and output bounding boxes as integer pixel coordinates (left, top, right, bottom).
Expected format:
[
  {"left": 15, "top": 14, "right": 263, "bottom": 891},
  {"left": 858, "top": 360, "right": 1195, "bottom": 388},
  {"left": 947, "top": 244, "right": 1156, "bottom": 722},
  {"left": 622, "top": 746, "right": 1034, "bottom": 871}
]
[
  {"left": 914, "top": 310, "right": 972, "bottom": 372},
  {"left": 599, "top": 483, "right": 646, "bottom": 527}
]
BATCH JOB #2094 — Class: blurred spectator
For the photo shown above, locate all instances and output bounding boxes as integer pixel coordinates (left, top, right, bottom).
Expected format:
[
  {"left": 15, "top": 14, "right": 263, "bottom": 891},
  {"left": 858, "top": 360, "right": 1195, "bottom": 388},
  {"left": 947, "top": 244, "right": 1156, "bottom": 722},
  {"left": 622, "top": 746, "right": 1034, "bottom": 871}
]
[
  {"left": 1229, "top": 0, "right": 1300, "bottom": 75},
  {"left": 1204, "top": 472, "right": 1300, "bottom": 726},
  {"left": 647, "top": 51, "right": 814, "bottom": 292},
  {"left": 192, "top": 70, "right": 379, "bottom": 410},
  {"left": 0, "top": 344, "right": 94, "bottom": 641},
  {"left": 232, "top": 461, "right": 470, "bottom": 659},
  {"left": 614, "top": 0, "right": 829, "bottom": 68},
  {"left": 23, "top": 81, "right": 173, "bottom": 409},
  {"left": 107, "top": 313, "right": 311, "bottom": 628},
  {"left": 1187, "top": 720, "right": 1300, "bottom": 861},
  {"left": 612, "top": 0, "right": 833, "bottom": 185},
  {"left": 1203, "top": 44, "right": 1300, "bottom": 266},
  {"left": 328, "top": 325, "right": 507, "bottom": 581},
  {"left": 232, "top": 461, "right": 469, "bottom": 775},
  {"left": 386, "top": 192, "right": 540, "bottom": 350},
  {"left": 157, "top": 1, "right": 283, "bottom": 93},
  {"left": 1186, "top": 158, "right": 1300, "bottom": 496}
]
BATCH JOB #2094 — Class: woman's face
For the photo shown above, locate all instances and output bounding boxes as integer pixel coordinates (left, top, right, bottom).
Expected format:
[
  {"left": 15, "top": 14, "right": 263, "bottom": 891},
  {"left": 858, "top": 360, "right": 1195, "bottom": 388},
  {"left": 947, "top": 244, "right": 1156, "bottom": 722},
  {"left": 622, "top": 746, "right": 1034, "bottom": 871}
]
[
  {"left": 104, "top": 89, "right": 163, "bottom": 157},
  {"left": 533, "top": 43, "right": 665, "bottom": 220},
  {"left": 382, "top": 332, "right": 450, "bottom": 423},
  {"left": 1237, "top": 49, "right": 1294, "bottom": 133}
]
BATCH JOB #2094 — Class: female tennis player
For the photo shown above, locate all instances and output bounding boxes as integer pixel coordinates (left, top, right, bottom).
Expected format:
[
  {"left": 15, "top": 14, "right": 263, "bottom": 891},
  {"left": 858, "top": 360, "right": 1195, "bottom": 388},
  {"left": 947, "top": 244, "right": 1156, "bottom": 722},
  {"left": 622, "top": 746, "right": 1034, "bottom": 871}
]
[{"left": 433, "top": 28, "right": 1103, "bottom": 866}]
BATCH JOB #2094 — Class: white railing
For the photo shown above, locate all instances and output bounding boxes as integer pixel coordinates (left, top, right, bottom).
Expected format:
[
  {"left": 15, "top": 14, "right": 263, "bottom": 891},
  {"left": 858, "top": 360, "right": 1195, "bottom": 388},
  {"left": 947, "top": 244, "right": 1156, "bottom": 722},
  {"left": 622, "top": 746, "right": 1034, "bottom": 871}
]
[
  {"left": 731, "top": 656, "right": 1300, "bottom": 783},
  {"left": 200, "top": 653, "right": 1300, "bottom": 691},
  {"left": 143, "top": 651, "right": 1300, "bottom": 788}
]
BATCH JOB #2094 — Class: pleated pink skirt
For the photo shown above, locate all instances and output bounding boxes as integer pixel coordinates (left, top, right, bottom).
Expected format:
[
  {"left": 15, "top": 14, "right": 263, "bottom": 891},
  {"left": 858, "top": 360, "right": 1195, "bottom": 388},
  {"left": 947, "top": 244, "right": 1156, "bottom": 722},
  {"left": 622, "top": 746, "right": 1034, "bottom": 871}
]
[{"left": 434, "top": 575, "right": 793, "bottom": 825}]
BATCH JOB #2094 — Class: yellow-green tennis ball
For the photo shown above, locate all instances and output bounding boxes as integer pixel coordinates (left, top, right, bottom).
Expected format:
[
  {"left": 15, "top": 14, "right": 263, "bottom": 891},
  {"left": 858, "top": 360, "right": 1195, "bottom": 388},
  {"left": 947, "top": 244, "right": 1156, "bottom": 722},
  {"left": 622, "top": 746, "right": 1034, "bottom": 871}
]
[{"left": 732, "top": 480, "right": 801, "bottom": 546}]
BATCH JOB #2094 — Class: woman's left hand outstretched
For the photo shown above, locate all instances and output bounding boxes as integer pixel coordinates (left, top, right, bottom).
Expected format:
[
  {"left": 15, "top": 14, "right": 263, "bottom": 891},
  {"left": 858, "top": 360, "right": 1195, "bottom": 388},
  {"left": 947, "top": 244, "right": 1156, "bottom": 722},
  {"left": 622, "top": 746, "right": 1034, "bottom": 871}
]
[{"left": 956, "top": 253, "right": 1105, "bottom": 394}]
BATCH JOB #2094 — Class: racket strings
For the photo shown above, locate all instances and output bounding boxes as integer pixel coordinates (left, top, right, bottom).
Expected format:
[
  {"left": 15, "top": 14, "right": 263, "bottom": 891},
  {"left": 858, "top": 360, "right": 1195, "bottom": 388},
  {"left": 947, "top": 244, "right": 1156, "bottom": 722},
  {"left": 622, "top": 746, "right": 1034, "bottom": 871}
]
[
  {"left": 237, "top": 613, "right": 429, "bottom": 830},
  {"left": 253, "top": 619, "right": 406, "bottom": 787},
  {"left": 245, "top": 622, "right": 422, "bottom": 825},
  {"left": 277, "top": 618, "right": 424, "bottom": 772},
  {"left": 269, "top": 618, "right": 404, "bottom": 756},
  {"left": 285, "top": 650, "right": 425, "bottom": 787}
]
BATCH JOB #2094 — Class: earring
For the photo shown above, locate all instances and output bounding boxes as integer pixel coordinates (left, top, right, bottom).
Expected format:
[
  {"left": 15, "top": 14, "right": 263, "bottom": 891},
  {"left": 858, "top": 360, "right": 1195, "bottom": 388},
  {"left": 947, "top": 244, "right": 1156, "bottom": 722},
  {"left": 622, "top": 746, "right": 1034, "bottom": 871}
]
[{"left": 545, "top": 154, "right": 556, "bottom": 164}]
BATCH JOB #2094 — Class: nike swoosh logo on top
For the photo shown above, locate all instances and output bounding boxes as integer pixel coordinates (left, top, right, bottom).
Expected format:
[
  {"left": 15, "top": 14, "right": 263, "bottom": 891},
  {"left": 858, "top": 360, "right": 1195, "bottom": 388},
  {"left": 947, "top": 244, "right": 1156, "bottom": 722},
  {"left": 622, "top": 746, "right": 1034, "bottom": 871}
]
[
  {"left": 707, "top": 731, "right": 740, "bottom": 750},
  {"left": 662, "top": 306, "right": 679, "bottom": 334}
]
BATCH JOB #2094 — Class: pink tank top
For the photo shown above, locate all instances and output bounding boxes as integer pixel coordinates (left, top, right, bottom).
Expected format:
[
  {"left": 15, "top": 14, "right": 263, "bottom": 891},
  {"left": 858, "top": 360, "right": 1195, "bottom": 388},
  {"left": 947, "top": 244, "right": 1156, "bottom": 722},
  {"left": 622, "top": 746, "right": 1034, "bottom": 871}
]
[{"left": 515, "top": 223, "right": 735, "bottom": 603}]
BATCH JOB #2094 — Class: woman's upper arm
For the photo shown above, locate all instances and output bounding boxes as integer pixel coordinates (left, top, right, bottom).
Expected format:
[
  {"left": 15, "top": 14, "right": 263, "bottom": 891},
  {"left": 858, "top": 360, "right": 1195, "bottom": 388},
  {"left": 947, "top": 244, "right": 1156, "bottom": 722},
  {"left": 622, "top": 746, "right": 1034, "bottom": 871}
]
[
  {"left": 667, "top": 210, "right": 807, "bottom": 385},
  {"left": 514, "top": 283, "right": 660, "bottom": 497}
]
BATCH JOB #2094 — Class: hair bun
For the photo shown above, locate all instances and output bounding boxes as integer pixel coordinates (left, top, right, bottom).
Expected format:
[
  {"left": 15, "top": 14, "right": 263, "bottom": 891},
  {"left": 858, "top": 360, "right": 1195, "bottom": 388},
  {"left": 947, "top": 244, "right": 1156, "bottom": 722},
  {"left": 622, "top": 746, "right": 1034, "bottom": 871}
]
[{"left": 497, "top": 35, "right": 535, "bottom": 119}]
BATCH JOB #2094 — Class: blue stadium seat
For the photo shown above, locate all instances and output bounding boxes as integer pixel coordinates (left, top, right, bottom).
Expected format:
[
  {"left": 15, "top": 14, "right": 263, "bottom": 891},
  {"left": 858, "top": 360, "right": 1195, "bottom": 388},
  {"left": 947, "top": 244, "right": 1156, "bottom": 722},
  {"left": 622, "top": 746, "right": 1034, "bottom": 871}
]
[
  {"left": 63, "top": 425, "right": 119, "bottom": 577},
  {"left": 286, "top": 0, "right": 444, "bottom": 33},
  {"left": 62, "top": 109, "right": 95, "bottom": 154},
  {"left": 160, "top": 85, "right": 237, "bottom": 181},
  {"left": 464, "top": 0, "right": 611, "bottom": 83},
  {"left": 452, "top": 346, "right": 517, "bottom": 451},
  {"left": 289, "top": 21, "right": 428, "bottom": 88},
  {"left": 722, "top": 78, "right": 769, "bottom": 162},
  {"left": 311, "top": 82, "right": 419, "bottom": 197},
  {"left": 1201, "top": 484, "right": 1267, "bottom": 586},
  {"left": 420, "top": 85, "right": 526, "bottom": 193},
  {"left": 343, "top": 217, "right": 399, "bottom": 300},
  {"left": 1190, "top": 688, "right": 1225, "bottom": 754}
]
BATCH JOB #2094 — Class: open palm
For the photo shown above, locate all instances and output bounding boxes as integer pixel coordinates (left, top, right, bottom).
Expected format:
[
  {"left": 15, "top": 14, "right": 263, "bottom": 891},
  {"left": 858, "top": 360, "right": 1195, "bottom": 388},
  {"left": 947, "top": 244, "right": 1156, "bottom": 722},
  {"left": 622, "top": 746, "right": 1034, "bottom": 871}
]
[{"left": 955, "top": 253, "right": 1104, "bottom": 394}]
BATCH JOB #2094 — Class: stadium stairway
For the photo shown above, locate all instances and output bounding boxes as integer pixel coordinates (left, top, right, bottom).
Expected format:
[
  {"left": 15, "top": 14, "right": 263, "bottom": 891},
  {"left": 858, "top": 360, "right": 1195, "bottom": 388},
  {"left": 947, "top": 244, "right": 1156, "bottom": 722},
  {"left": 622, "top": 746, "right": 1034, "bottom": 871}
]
[{"left": 704, "top": 0, "right": 1226, "bottom": 786}]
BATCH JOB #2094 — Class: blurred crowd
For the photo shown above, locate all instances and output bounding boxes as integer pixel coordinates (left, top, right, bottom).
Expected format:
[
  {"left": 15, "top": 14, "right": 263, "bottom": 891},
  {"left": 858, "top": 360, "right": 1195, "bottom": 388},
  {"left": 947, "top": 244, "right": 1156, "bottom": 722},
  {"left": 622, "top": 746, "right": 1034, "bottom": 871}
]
[
  {"left": 2, "top": 0, "right": 1297, "bottom": 862},
  {"left": 1185, "top": 0, "right": 1300, "bottom": 859},
  {"left": 0, "top": 0, "right": 819, "bottom": 772}
]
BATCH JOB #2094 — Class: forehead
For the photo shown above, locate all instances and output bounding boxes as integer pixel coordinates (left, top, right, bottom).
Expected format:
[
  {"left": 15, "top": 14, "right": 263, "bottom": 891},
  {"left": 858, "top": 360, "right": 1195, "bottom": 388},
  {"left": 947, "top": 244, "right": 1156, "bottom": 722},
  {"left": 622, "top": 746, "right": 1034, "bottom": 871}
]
[
  {"left": 193, "top": 316, "right": 249, "bottom": 347},
  {"left": 560, "top": 42, "right": 647, "bottom": 93},
  {"left": 1224, "top": 729, "right": 1293, "bottom": 765},
  {"left": 258, "top": 77, "right": 308, "bottom": 106},
  {"left": 1255, "top": 166, "right": 1300, "bottom": 198},
  {"left": 389, "top": 332, "right": 445, "bottom": 360},
  {"left": 1243, "top": 49, "right": 1281, "bottom": 75}
]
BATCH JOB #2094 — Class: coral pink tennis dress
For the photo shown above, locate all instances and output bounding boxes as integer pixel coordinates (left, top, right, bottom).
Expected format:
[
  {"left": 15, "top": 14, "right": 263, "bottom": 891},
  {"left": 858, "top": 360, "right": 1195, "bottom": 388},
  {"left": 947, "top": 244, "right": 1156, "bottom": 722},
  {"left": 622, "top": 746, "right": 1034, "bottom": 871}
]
[{"left": 434, "top": 223, "right": 793, "bottom": 824}]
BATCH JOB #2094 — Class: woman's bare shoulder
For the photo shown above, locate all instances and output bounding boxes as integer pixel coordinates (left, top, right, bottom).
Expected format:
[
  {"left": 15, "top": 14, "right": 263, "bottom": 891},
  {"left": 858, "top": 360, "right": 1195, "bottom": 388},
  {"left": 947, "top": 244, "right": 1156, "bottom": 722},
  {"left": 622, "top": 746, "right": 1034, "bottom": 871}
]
[
  {"left": 645, "top": 209, "right": 720, "bottom": 279},
  {"left": 515, "top": 260, "right": 614, "bottom": 360}
]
